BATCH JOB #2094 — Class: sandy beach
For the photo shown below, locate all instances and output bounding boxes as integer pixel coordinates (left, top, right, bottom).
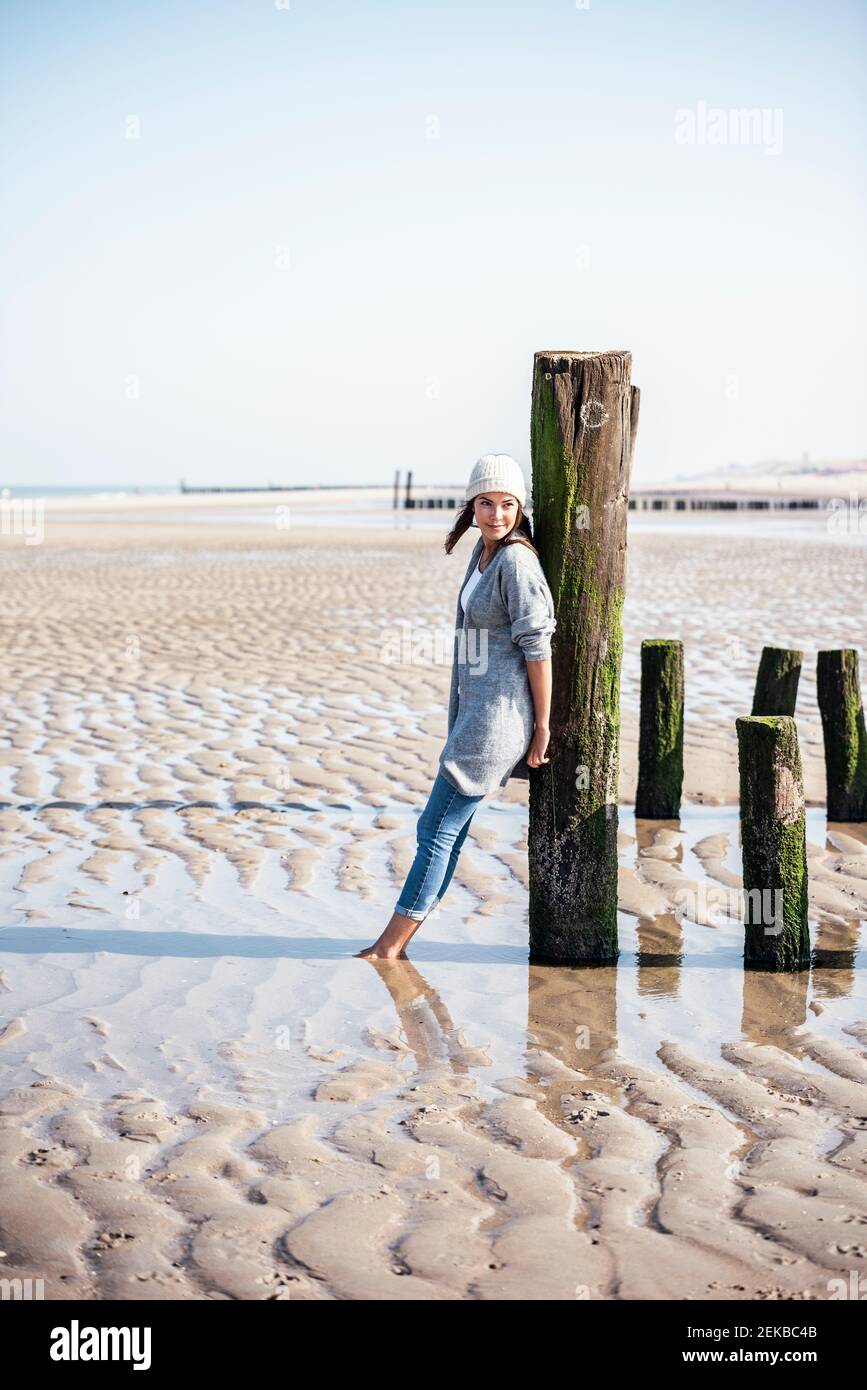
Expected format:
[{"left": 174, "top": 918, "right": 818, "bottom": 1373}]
[{"left": 1, "top": 495, "right": 865, "bottom": 1301}]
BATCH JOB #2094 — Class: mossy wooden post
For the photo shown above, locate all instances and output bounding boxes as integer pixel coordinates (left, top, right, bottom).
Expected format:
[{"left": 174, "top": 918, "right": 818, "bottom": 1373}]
[
  {"left": 751, "top": 646, "right": 803, "bottom": 715},
  {"left": 527, "top": 350, "right": 639, "bottom": 962},
  {"left": 635, "top": 639, "right": 684, "bottom": 818},
  {"left": 817, "top": 649, "right": 867, "bottom": 821},
  {"left": 736, "top": 716, "right": 810, "bottom": 969}
]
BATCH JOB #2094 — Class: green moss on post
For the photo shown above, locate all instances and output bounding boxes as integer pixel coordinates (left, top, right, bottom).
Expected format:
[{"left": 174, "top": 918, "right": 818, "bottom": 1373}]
[
  {"left": 527, "top": 350, "right": 639, "bottom": 962},
  {"left": 816, "top": 649, "right": 867, "bottom": 822},
  {"left": 635, "top": 639, "right": 684, "bottom": 818},
  {"left": 751, "top": 646, "right": 803, "bottom": 716},
  {"left": 736, "top": 715, "right": 810, "bottom": 970}
]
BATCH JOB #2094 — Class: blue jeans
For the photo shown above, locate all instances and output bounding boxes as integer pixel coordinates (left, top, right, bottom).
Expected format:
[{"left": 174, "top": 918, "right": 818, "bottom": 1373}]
[{"left": 394, "top": 771, "right": 485, "bottom": 920}]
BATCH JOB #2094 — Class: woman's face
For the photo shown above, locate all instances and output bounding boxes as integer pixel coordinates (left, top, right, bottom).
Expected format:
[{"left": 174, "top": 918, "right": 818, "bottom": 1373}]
[{"left": 473, "top": 491, "right": 519, "bottom": 541}]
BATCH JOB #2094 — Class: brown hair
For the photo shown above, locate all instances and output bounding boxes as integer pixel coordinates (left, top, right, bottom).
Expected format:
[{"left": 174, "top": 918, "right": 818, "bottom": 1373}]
[{"left": 444, "top": 497, "right": 540, "bottom": 559}]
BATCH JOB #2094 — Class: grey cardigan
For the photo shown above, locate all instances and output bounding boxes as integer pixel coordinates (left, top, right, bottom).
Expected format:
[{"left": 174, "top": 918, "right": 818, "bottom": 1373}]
[{"left": 439, "top": 533, "right": 557, "bottom": 797}]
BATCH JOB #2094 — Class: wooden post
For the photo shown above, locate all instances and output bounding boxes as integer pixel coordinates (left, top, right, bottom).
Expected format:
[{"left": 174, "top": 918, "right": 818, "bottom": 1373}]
[
  {"left": 404, "top": 470, "right": 413, "bottom": 510},
  {"left": 527, "top": 350, "right": 639, "bottom": 962},
  {"left": 735, "top": 715, "right": 810, "bottom": 969},
  {"left": 635, "top": 639, "right": 684, "bottom": 818},
  {"left": 393, "top": 469, "right": 400, "bottom": 510},
  {"left": 817, "top": 649, "right": 867, "bottom": 821},
  {"left": 751, "top": 646, "right": 803, "bottom": 715}
]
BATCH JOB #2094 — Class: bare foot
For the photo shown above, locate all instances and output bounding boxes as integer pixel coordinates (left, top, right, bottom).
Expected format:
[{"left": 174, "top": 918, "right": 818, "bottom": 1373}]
[{"left": 354, "top": 906, "right": 436, "bottom": 960}]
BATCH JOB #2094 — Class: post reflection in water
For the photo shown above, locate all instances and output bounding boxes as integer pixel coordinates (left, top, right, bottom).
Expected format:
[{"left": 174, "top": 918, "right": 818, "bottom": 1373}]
[
  {"left": 525, "top": 963, "right": 619, "bottom": 1075},
  {"left": 740, "top": 968, "right": 811, "bottom": 1042},
  {"left": 811, "top": 920, "right": 861, "bottom": 997},
  {"left": 633, "top": 817, "right": 685, "bottom": 987}
]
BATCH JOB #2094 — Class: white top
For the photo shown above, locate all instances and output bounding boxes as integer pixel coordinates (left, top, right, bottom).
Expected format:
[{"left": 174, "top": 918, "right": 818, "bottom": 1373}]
[{"left": 460, "top": 558, "right": 484, "bottom": 613}]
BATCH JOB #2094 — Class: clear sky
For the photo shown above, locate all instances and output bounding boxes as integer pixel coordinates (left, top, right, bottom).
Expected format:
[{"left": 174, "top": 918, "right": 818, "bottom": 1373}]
[{"left": 2, "top": 0, "right": 865, "bottom": 488}]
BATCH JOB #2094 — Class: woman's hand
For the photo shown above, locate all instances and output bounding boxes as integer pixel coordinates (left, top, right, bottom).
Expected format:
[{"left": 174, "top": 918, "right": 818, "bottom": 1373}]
[
  {"left": 526, "top": 725, "right": 551, "bottom": 768},
  {"left": 524, "top": 659, "right": 552, "bottom": 768}
]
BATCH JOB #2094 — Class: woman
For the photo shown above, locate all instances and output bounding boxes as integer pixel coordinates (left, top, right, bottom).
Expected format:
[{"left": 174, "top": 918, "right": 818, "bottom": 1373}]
[{"left": 357, "top": 453, "right": 557, "bottom": 961}]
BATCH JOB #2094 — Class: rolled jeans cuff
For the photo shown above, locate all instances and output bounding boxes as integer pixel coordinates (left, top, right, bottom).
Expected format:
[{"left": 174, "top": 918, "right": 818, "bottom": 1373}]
[{"left": 394, "top": 899, "right": 436, "bottom": 922}]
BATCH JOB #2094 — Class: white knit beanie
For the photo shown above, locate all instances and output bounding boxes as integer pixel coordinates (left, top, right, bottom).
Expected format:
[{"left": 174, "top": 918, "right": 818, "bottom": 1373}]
[{"left": 465, "top": 454, "right": 528, "bottom": 509}]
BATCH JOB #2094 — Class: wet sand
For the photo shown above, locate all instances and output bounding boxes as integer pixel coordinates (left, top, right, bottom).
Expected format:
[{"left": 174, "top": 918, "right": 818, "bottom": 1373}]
[{"left": 0, "top": 503, "right": 865, "bottom": 1300}]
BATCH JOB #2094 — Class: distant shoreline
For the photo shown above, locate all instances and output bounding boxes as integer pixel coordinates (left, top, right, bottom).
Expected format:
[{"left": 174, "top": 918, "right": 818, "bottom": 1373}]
[{"left": 2, "top": 470, "right": 864, "bottom": 510}]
